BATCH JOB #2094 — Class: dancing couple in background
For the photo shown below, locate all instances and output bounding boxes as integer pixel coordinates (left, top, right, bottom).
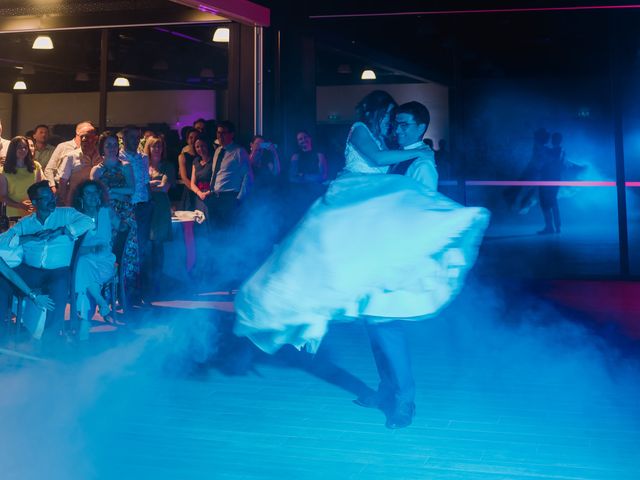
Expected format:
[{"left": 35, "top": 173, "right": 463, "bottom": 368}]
[{"left": 234, "top": 91, "right": 490, "bottom": 429}]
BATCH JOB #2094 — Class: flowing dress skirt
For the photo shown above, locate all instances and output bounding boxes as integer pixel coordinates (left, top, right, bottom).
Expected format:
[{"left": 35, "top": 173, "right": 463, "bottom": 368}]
[{"left": 234, "top": 173, "right": 490, "bottom": 353}]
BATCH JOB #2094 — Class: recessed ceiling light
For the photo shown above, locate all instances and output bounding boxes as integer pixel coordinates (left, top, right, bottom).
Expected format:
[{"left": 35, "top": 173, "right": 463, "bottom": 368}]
[
  {"left": 32, "top": 35, "right": 54, "bottom": 50},
  {"left": 361, "top": 69, "right": 376, "bottom": 80},
  {"left": 212, "top": 27, "right": 230, "bottom": 43},
  {"left": 113, "top": 77, "right": 130, "bottom": 87}
]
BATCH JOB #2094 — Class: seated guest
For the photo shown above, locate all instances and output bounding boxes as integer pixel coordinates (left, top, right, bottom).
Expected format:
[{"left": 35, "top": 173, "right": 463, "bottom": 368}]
[
  {"left": 0, "top": 136, "right": 43, "bottom": 219},
  {"left": 72, "top": 180, "right": 120, "bottom": 329},
  {"left": 90, "top": 132, "right": 139, "bottom": 296},
  {"left": 145, "top": 135, "right": 174, "bottom": 291},
  {"left": 190, "top": 134, "right": 213, "bottom": 218},
  {"left": 0, "top": 180, "right": 93, "bottom": 338},
  {"left": 56, "top": 125, "right": 101, "bottom": 206},
  {"left": 0, "top": 230, "right": 54, "bottom": 313}
]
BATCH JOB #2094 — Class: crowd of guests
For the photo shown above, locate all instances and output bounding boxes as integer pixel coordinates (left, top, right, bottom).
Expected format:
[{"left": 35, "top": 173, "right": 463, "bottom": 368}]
[{"left": 0, "top": 116, "right": 329, "bottom": 344}]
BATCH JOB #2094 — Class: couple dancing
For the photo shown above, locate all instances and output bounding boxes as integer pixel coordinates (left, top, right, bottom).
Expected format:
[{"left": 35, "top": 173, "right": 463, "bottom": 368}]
[{"left": 234, "top": 91, "right": 490, "bottom": 428}]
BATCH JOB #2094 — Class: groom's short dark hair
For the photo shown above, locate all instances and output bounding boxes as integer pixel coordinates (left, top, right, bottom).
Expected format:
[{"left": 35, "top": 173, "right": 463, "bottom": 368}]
[{"left": 394, "top": 101, "right": 430, "bottom": 129}]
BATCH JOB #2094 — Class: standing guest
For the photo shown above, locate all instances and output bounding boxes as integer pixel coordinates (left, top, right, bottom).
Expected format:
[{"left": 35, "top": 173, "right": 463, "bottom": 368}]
[
  {"left": 32, "top": 124, "right": 55, "bottom": 169},
  {"left": 44, "top": 121, "right": 95, "bottom": 192},
  {"left": 250, "top": 135, "right": 281, "bottom": 181},
  {"left": 138, "top": 129, "right": 155, "bottom": 154},
  {"left": 288, "top": 130, "right": 329, "bottom": 222},
  {"left": 434, "top": 139, "right": 452, "bottom": 180},
  {"left": 178, "top": 127, "right": 199, "bottom": 210},
  {"left": 0, "top": 136, "right": 43, "bottom": 218},
  {"left": 190, "top": 134, "right": 214, "bottom": 217},
  {"left": 120, "top": 125, "right": 152, "bottom": 303},
  {"left": 56, "top": 126, "right": 101, "bottom": 206},
  {"left": 0, "top": 180, "right": 93, "bottom": 339},
  {"left": 145, "top": 135, "right": 174, "bottom": 290},
  {"left": 289, "top": 130, "right": 328, "bottom": 185},
  {"left": 193, "top": 118, "right": 206, "bottom": 134},
  {"left": 205, "top": 121, "right": 252, "bottom": 230},
  {"left": 539, "top": 132, "right": 564, "bottom": 234},
  {"left": 91, "top": 132, "right": 139, "bottom": 295},
  {"left": 26, "top": 137, "right": 36, "bottom": 158},
  {"left": 0, "top": 119, "right": 10, "bottom": 165},
  {"left": 72, "top": 180, "right": 120, "bottom": 336}
]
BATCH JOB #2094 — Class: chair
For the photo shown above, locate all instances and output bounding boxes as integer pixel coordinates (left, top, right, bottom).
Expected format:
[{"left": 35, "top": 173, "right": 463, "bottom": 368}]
[
  {"left": 5, "top": 231, "right": 86, "bottom": 340},
  {"left": 71, "top": 227, "right": 128, "bottom": 339},
  {"left": 65, "top": 232, "right": 87, "bottom": 335},
  {"left": 109, "top": 226, "right": 130, "bottom": 317}
]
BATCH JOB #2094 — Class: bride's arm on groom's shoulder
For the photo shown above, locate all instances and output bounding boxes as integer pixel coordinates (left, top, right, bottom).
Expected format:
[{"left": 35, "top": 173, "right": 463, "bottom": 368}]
[{"left": 351, "top": 124, "right": 431, "bottom": 166}]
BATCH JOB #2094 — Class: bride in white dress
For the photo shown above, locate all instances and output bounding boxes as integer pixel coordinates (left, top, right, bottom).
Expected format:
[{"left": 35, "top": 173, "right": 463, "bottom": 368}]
[{"left": 234, "top": 91, "right": 490, "bottom": 354}]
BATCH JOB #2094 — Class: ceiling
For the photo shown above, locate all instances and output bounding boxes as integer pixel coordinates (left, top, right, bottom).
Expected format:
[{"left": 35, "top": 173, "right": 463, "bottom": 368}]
[
  {"left": 256, "top": 0, "right": 640, "bottom": 86},
  {"left": 2, "top": 1, "right": 640, "bottom": 94},
  {"left": 0, "top": 25, "right": 231, "bottom": 93}
]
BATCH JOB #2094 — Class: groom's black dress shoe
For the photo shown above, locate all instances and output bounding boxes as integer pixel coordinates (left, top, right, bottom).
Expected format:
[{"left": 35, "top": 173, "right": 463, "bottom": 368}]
[
  {"left": 353, "top": 392, "right": 391, "bottom": 410},
  {"left": 385, "top": 401, "right": 415, "bottom": 429}
]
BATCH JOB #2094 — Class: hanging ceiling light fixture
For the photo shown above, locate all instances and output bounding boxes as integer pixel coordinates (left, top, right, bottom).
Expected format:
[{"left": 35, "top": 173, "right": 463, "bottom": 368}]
[
  {"left": 212, "top": 27, "right": 230, "bottom": 43},
  {"left": 113, "top": 77, "right": 130, "bottom": 87},
  {"left": 361, "top": 69, "right": 376, "bottom": 80},
  {"left": 32, "top": 35, "right": 54, "bottom": 50},
  {"left": 13, "top": 80, "right": 27, "bottom": 90}
]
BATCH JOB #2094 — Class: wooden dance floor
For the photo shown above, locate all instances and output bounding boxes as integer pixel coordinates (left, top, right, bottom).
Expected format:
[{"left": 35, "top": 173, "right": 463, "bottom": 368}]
[{"left": 1, "top": 273, "right": 639, "bottom": 480}]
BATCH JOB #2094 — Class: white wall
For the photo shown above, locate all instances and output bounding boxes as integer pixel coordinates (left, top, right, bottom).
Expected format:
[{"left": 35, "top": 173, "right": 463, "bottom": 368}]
[
  {"left": 316, "top": 83, "right": 449, "bottom": 143},
  {"left": 0, "top": 93, "right": 13, "bottom": 137},
  {"left": 14, "top": 90, "right": 216, "bottom": 134}
]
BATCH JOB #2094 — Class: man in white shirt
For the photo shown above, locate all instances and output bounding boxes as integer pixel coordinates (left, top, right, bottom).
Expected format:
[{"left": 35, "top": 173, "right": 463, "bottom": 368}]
[
  {"left": 353, "top": 101, "right": 434, "bottom": 430},
  {"left": 205, "top": 121, "right": 252, "bottom": 230},
  {"left": 0, "top": 180, "right": 93, "bottom": 338},
  {"left": 43, "top": 121, "right": 95, "bottom": 192},
  {"left": 388, "top": 101, "right": 437, "bottom": 189},
  {"left": 0, "top": 119, "right": 10, "bottom": 166},
  {"left": 57, "top": 126, "right": 101, "bottom": 206}
]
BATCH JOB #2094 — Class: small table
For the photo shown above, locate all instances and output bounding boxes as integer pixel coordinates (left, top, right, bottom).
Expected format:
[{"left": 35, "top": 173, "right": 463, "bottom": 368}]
[{"left": 162, "top": 217, "right": 197, "bottom": 282}]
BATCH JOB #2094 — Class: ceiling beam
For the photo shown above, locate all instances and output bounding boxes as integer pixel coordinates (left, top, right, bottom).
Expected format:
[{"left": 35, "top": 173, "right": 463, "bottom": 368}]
[
  {"left": 170, "top": 0, "right": 270, "bottom": 26},
  {"left": 0, "top": 3, "right": 226, "bottom": 33}
]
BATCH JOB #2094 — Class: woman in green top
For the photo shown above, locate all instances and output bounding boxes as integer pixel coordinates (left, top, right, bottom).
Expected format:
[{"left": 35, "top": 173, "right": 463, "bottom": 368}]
[{"left": 0, "top": 136, "right": 43, "bottom": 218}]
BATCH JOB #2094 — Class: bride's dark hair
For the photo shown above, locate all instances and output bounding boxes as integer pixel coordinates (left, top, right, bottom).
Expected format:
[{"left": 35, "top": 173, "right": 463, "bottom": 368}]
[{"left": 355, "top": 90, "right": 397, "bottom": 138}]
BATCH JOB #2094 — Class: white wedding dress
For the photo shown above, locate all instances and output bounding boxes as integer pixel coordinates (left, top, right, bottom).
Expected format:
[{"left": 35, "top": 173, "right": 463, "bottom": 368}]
[{"left": 234, "top": 122, "right": 490, "bottom": 353}]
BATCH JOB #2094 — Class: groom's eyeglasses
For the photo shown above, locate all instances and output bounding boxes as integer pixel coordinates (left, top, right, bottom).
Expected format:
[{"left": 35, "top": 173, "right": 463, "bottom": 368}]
[{"left": 394, "top": 121, "right": 417, "bottom": 131}]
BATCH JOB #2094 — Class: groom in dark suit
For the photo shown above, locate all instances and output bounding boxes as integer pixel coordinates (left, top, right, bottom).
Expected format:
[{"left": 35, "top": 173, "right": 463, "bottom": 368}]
[{"left": 354, "top": 101, "right": 433, "bottom": 429}]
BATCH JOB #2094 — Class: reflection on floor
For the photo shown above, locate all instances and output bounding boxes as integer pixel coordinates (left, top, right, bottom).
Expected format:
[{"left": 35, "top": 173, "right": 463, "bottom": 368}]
[{"left": 1, "top": 276, "right": 638, "bottom": 480}]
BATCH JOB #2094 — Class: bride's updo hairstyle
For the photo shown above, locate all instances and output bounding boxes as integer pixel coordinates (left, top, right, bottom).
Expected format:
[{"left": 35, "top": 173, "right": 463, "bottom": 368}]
[{"left": 355, "top": 90, "right": 397, "bottom": 139}]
